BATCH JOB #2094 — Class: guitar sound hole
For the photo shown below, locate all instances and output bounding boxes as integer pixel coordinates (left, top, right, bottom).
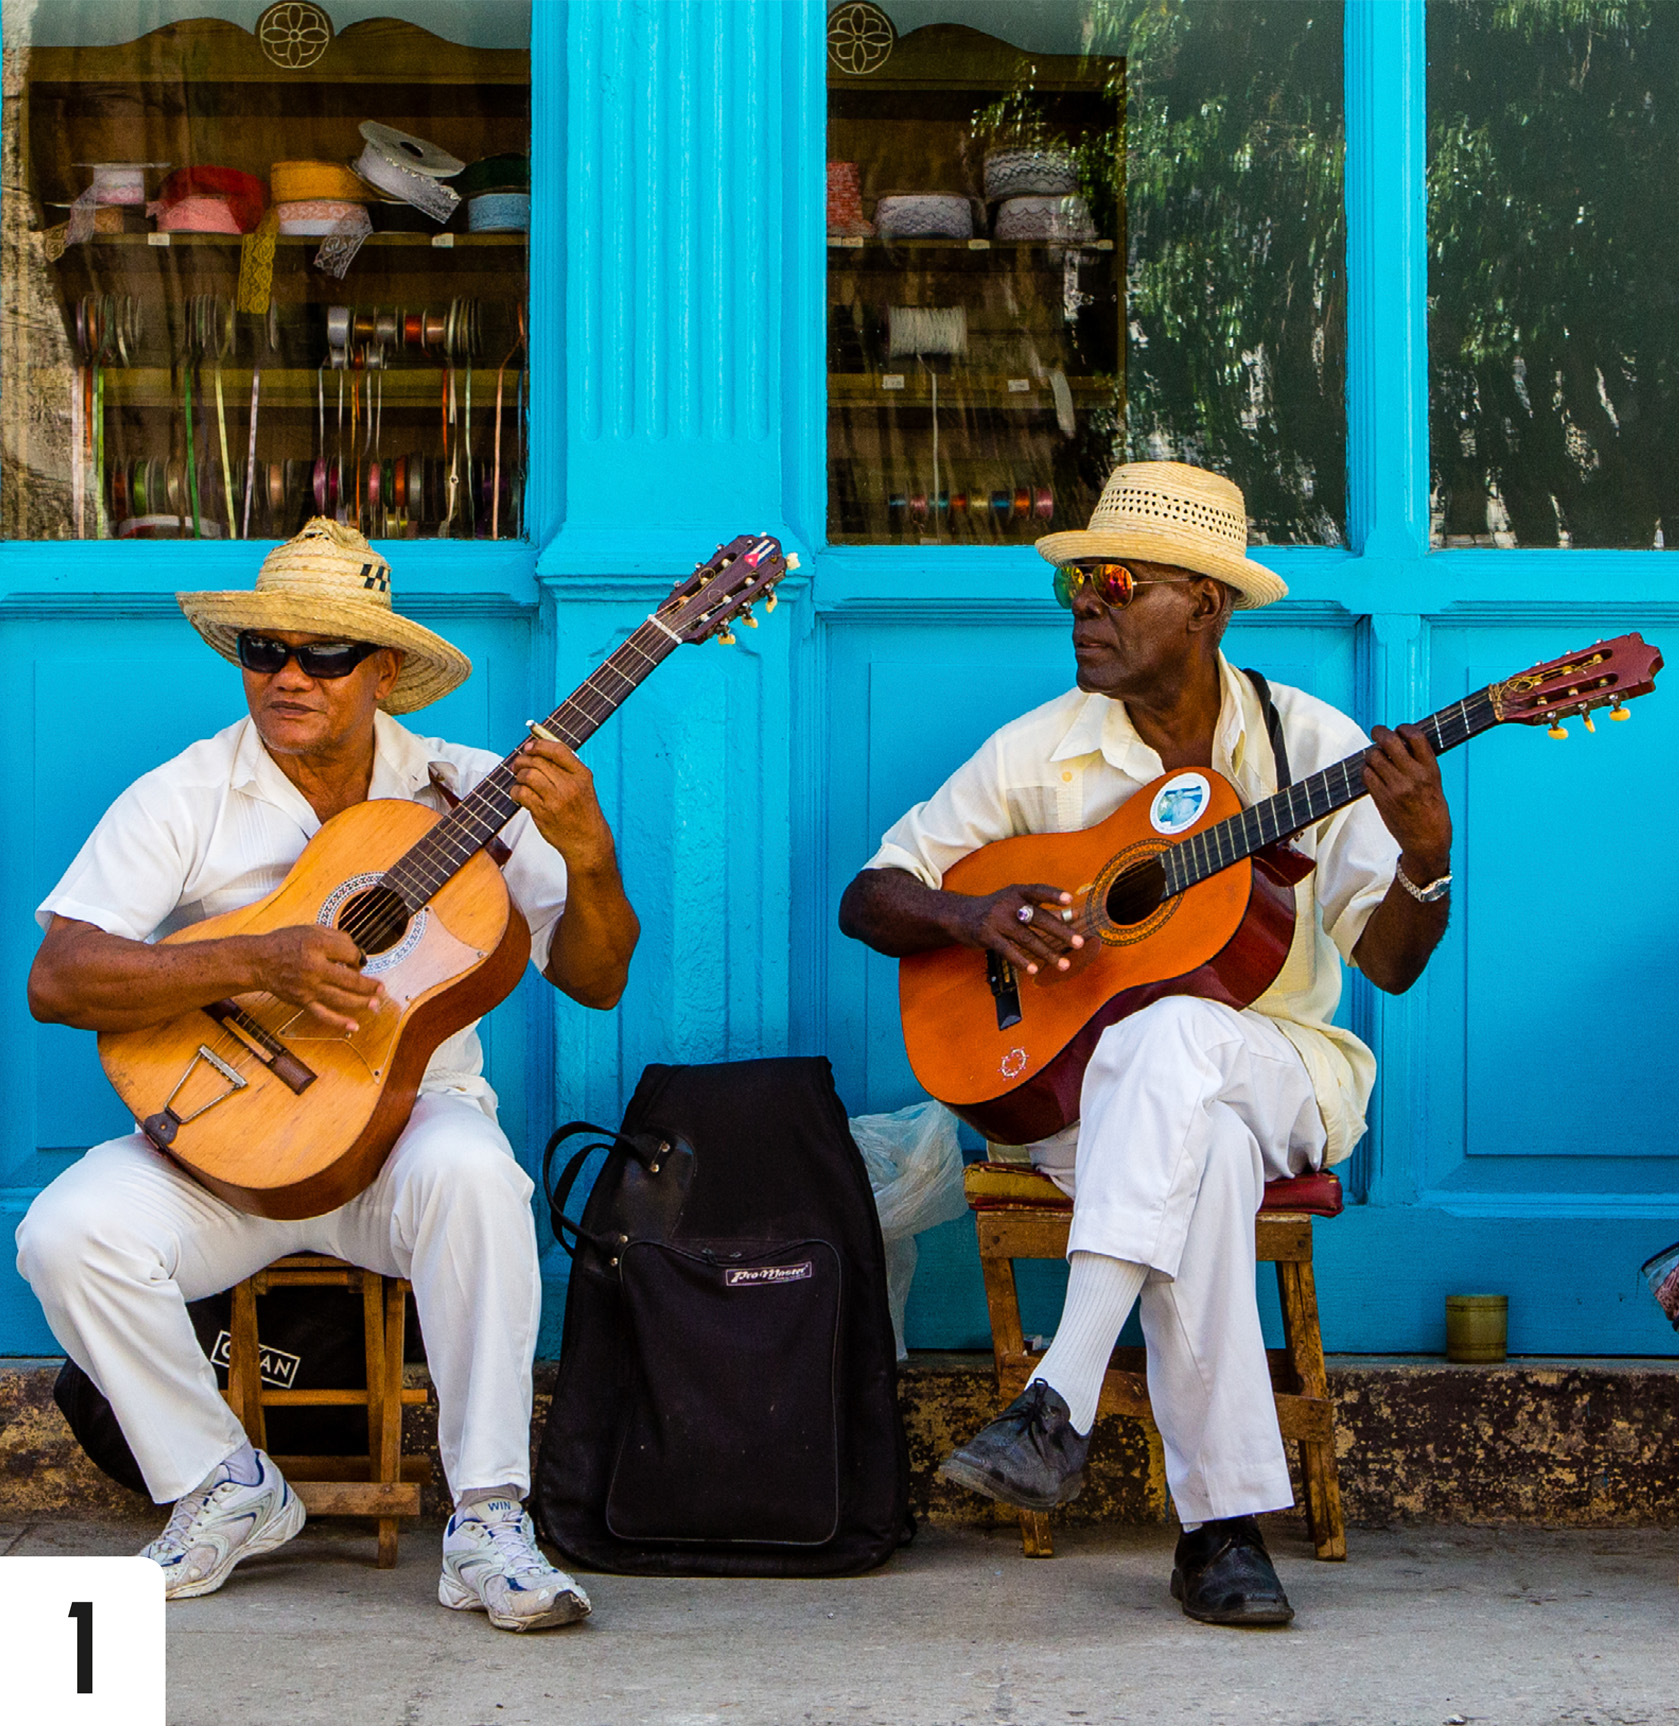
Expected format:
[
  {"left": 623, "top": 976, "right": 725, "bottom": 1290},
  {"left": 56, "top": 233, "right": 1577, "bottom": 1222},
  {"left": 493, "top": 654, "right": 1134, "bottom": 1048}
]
[
  {"left": 338, "top": 887, "right": 409, "bottom": 956},
  {"left": 1106, "top": 858, "right": 1168, "bottom": 927}
]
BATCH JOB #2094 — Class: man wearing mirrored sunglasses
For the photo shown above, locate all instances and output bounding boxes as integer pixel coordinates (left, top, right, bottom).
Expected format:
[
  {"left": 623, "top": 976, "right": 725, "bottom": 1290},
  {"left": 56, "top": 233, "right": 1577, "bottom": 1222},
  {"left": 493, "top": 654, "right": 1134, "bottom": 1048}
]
[
  {"left": 17, "top": 519, "right": 640, "bottom": 1630},
  {"left": 840, "top": 461, "right": 1452, "bottom": 1627}
]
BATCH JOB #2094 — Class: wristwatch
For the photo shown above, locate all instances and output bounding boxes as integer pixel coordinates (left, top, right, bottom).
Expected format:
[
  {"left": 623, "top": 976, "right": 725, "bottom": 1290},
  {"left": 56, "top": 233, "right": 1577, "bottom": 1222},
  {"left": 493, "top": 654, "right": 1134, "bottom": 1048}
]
[{"left": 1395, "top": 860, "right": 1452, "bottom": 903}]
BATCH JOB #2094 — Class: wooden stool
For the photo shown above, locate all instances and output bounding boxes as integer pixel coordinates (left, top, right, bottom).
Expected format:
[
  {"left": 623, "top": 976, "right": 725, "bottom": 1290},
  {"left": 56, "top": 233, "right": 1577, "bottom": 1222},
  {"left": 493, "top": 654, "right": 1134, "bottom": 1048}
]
[
  {"left": 222, "top": 1254, "right": 430, "bottom": 1568},
  {"left": 965, "top": 1163, "right": 1347, "bottom": 1563}
]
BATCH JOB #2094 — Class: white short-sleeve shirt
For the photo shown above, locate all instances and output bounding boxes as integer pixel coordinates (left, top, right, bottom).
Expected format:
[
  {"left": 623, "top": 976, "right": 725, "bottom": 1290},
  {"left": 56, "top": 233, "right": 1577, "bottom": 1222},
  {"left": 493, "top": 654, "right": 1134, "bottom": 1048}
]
[
  {"left": 866, "top": 654, "right": 1401, "bottom": 1163},
  {"left": 37, "top": 709, "right": 570, "bottom": 1117}
]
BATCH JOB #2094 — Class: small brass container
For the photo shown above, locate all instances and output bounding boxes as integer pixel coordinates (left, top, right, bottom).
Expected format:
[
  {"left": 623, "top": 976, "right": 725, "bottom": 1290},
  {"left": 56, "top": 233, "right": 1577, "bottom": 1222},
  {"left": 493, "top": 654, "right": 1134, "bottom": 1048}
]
[{"left": 1446, "top": 1294, "right": 1508, "bottom": 1363}]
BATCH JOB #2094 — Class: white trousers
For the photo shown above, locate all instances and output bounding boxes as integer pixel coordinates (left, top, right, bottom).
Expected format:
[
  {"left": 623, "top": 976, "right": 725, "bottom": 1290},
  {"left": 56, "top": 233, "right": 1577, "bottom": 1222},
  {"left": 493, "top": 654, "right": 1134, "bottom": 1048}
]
[
  {"left": 1047, "top": 996, "right": 1327, "bottom": 1525},
  {"left": 16, "top": 1093, "right": 542, "bottom": 1506}
]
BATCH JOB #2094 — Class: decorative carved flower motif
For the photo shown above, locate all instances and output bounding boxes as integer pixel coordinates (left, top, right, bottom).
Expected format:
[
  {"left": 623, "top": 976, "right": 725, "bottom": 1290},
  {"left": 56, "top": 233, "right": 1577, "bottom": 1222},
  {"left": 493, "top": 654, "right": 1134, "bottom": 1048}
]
[
  {"left": 827, "top": 2, "right": 895, "bottom": 77},
  {"left": 257, "top": 1, "right": 334, "bottom": 71}
]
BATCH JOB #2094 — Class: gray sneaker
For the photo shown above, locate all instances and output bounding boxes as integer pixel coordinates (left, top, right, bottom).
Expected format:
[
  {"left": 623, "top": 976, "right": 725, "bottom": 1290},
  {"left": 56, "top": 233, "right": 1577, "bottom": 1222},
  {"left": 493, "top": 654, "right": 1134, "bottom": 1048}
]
[{"left": 938, "top": 1379, "right": 1090, "bottom": 1511}]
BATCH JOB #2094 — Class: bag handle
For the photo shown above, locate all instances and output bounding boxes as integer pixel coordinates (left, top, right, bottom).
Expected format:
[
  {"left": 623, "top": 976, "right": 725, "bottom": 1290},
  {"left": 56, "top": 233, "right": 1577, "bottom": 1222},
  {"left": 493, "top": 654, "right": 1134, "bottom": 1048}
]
[{"left": 540, "top": 1121, "right": 669, "bottom": 1260}]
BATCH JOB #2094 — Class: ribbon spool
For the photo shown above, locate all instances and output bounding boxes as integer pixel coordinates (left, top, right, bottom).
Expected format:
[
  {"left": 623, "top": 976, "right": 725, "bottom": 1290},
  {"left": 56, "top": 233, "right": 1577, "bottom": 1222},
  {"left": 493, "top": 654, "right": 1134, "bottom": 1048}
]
[
  {"left": 1012, "top": 486, "right": 1031, "bottom": 520},
  {"left": 950, "top": 491, "right": 968, "bottom": 516},
  {"left": 276, "top": 198, "right": 365, "bottom": 237},
  {"left": 467, "top": 192, "right": 529, "bottom": 233},
  {"left": 1034, "top": 486, "right": 1054, "bottom": 521},
  {"left": 909, "top": 493, "right": 929, "bottom": 521},
  {"left": 404, "top": 311, "right": 423, "bottom": 349},
  {"left": 355, "top": 122, "right": 463, "bottom": 224},
  {"left": 989, "top": 489, "right": 1011, "bottom": 518},
  {"left": 268, "top": 461, "right": 285, "bottom": 512},
  {"left": 270, "top": 160, "right": 369, "bottom": 205}
]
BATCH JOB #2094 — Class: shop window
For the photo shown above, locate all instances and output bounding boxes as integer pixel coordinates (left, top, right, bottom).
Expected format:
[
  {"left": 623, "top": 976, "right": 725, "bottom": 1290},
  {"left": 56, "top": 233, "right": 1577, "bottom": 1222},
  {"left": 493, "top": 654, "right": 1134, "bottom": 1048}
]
[
  {"left": 1, "top": 1, "right": 530, "bottom": 542},
  {"left": 1429, "top": 2, "right": 1679, "bottom": 549},
  {"left": 826, "top": 1, "right": 1345, "bottom": 548}
]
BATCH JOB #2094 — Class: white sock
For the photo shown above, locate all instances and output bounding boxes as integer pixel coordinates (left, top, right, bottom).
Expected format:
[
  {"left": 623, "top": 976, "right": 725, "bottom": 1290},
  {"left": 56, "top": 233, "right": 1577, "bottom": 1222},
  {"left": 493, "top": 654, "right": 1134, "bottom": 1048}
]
[
  {"left": 1031, "top": 1251, "right": 1148, "bottom": 1435},
  {"left": 199, "top": 1440, "right": 261, "bottom": 1492},
  {"left": 455, "top": 1484, "right": 522, "bottom": 1515}
]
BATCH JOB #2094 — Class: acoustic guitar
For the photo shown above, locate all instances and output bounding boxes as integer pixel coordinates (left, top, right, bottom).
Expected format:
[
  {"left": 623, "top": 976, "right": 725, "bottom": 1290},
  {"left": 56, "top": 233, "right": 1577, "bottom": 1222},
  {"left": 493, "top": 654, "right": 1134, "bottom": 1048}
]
[
  {"left": 899, "top": 634, "right": 1663, "bottom": 1145},
  {"left": 98, "top": 534, "right": 794, "bottom": 1219}
]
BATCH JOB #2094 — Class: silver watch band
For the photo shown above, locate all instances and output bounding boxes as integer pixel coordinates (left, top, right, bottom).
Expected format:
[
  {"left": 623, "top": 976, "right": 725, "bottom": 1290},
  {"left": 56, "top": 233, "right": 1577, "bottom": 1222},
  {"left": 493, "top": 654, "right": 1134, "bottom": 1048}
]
[{"left": 1395, "top": 860, "right": 1452, "bottom": 903}]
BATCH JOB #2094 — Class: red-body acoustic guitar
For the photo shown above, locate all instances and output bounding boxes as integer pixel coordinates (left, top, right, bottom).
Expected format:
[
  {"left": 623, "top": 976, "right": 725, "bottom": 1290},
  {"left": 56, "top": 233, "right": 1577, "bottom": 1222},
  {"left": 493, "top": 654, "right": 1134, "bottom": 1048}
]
[
  {"left": 98, "top": 534, "right": 794, "bottom": 1220},
  {"left": 899, "top": 635, "right": 1663, "bottom": 1145}
]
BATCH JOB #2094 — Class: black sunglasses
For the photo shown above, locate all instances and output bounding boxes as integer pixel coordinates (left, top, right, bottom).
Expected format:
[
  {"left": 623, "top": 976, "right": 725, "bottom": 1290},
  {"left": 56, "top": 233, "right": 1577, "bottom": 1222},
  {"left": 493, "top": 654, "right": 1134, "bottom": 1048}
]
[{"left": 236, "top": 632, "right": 383, "bottom": 680}]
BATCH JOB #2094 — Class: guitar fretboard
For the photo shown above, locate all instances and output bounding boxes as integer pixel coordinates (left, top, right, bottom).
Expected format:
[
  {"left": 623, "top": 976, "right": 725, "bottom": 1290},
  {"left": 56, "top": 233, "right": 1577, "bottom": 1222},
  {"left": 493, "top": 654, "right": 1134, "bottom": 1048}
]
[
  {"left": 382, "top": 617, "right": 683, "bottom": 914},
  {"left": 1157, "top": 686, "right": 1498, "bottom": 897}
]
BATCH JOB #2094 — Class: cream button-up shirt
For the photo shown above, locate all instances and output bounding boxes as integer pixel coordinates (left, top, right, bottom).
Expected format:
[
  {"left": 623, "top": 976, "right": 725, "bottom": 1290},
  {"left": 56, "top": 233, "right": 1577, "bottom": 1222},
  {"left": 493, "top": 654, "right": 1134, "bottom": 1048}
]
[
  {"left": 37, "top": 710, "right": 571, "bottom": 1118},
  {"left": 865, "top": 654, "right": 1400, "bottom": 1164}
]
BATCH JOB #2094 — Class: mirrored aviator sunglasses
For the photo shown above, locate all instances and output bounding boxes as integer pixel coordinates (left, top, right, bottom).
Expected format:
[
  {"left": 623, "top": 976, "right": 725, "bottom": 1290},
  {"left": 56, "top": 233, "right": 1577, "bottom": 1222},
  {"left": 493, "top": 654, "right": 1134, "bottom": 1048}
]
[
  {"left": 1053, "top": 560, "right": 1140, "bottom": 610},
  {"left": 236, "top": 632, "right": 383, "bottom": 679}
]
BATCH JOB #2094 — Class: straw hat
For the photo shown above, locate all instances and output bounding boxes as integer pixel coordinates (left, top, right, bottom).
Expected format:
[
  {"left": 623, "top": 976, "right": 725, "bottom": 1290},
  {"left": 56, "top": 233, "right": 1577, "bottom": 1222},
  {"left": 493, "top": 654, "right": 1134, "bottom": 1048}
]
[
  {"left": 1035, "top": 461, "right": 1287, "bottom": 609},
  {"left": 177, "top": 518, "right": 471, "bottom": 713}
]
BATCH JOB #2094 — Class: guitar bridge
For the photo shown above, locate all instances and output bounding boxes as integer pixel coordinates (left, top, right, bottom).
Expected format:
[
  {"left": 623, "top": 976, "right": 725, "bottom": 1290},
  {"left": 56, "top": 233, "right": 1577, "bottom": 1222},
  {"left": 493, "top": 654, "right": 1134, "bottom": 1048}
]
[
  {"left": 141, "top": 1044, "right": 249, "bottom": 1151},
  {"left": 987, "top": 951, "right": 1023, "bottom": 1031}
]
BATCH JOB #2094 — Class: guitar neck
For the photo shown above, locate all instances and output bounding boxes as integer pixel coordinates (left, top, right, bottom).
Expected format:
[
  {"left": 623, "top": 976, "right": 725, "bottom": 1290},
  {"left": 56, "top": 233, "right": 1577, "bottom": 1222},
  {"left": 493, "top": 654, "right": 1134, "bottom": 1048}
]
[
  {"left": 1160, "top": 684, "right": 1500, "bottom": 896},
  {"left": 382, "top": 617, "right": 683, "bottom": 912}
]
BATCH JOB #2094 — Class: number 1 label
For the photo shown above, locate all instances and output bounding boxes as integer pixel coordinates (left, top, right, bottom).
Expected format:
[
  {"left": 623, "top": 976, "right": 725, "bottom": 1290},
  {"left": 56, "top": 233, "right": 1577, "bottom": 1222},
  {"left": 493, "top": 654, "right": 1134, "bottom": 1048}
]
[{"left": 0, "top": 1557, "right": 163, "bottom": 1721}]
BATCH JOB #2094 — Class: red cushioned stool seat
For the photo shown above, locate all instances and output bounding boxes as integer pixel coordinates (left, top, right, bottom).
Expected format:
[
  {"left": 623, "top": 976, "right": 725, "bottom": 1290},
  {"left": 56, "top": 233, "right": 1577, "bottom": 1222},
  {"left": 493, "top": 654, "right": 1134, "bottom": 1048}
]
[{"left": 962, "top": 1160, "right": 1346, "bottom": 1562}]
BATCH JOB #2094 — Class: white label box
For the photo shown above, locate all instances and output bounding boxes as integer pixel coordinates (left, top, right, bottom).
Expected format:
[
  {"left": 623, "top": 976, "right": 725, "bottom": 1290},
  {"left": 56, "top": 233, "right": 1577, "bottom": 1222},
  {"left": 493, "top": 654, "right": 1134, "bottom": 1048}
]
[{"left": 0, "top": 1557, "right": 165, "bottom": 1723}]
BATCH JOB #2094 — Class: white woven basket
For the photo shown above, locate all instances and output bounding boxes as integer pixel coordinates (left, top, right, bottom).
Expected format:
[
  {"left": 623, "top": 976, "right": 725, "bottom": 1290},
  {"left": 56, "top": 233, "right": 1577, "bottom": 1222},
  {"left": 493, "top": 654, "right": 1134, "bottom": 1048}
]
[
  {"left": 875, "top": 193, "right": 974, "bottom": 240},
  {"left": 992, "top": 194, "right": 1097, "bottom": 243},
  {"left": 983, "top": 148, "right": 1079, "bottom": 201}
]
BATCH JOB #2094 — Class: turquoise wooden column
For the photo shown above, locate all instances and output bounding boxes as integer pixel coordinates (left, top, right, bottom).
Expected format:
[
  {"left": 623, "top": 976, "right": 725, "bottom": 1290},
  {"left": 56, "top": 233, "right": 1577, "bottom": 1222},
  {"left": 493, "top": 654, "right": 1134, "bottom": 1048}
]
[{"left": 533, "top": 5, "right": 822, "bottom": 1337}]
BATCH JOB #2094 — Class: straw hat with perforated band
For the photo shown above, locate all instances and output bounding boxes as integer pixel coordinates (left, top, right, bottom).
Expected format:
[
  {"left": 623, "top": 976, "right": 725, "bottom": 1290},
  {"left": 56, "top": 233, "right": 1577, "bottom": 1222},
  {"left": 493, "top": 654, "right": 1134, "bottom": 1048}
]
[
  {"left": 1035, "top": 461, "right": 1287, "bottom": 610},
  {"left": 177, "top": 518, "right": 471, "bottom": 715}
]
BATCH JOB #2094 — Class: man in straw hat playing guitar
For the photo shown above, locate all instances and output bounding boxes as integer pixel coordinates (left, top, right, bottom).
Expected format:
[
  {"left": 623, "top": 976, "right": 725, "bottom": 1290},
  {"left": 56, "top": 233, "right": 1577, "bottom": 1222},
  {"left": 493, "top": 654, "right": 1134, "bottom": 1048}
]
[
  {"left": 840, "top": 462, "right": 1453, "bottom": 1626},
  {"left": 17, "top": 520, "right": 640, "bottom": 1630}
]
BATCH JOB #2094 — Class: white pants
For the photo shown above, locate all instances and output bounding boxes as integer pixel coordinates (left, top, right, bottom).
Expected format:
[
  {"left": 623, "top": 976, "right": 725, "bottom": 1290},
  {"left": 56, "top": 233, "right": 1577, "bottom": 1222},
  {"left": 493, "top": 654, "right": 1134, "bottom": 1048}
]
[
  {"left": 16, "top": 1093, "right": 542, "bottom": 1506},
  {"left": 1048, "top": 997, "right": 1327, "bottom": 1525}
]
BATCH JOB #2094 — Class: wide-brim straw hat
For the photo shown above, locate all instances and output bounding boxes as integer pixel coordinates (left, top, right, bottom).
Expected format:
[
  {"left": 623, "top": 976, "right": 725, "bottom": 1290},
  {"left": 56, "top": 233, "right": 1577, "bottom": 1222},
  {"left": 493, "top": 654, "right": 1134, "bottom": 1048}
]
[
  {"left": 1036, "top": 460, "right": 1287, "bottom": 609},
  {"left": 177, "top": 518, "right": 471, "bottom": 713}
]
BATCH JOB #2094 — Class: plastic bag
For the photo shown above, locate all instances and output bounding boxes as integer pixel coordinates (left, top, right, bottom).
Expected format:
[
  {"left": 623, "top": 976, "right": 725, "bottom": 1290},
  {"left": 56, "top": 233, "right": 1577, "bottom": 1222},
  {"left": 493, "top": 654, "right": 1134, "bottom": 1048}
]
[{"left": 850, "top": 1098, "right": 969, "bottom": 1359}]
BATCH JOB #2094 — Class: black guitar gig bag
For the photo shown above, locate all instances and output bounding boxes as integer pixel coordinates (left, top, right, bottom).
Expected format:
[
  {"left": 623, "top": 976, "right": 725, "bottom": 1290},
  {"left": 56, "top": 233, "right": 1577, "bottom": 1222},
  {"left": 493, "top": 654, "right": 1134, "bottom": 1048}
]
[{"left": 533, "top": 1056, "right": 912, "bottom": 1575}]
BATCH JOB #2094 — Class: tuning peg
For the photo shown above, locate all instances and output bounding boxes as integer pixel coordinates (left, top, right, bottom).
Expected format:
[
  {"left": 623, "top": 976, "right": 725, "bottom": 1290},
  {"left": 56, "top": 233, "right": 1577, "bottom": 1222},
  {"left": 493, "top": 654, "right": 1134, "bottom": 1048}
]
[
  {"left": 718, "top": 627, "right": 736, "bottom": 646},
  {"left": 1611, "top": 701, "right": 1630, "bottom": 720},
  {"left": 1548, "top": 719, "right": 1567, "bottom": 739},
  {"left": 740, "top": 608, "right": 758, "bottom": 628},
  {"left": 1583, "top": 712, "right": 1597, "bottom": 733},
  {"left": 785, "top": 553, "right": 801, "bottom": 571},
  {"left": 765, "top": 591, "right": 778, "bottom": 612}
]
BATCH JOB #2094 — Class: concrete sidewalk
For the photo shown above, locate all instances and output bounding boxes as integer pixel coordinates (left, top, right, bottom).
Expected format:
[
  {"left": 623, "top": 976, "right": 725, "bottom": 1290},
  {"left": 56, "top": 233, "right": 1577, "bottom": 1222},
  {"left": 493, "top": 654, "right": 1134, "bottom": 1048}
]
[{"left": 5, "top": 1515, "right": 1678, "bottom": 1726}]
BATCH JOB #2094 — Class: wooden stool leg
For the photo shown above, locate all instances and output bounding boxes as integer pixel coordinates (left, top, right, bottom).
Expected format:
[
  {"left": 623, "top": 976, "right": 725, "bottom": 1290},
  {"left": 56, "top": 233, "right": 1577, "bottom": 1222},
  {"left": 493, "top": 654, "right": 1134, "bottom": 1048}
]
[
  {"left": 1277, "top": 1257, "right": 1346, "bottom": 1562},
  {"left": 977, "top": 1244, "right": 1057, "bottom": 1561},
  {"left": 1018, "top": 1510, "right": 1055, "bottom": 1558},
  {"left": 227, "top": 1278, "right": 266, "bottom": 1450},
  {"left": 376, "top": 1277, "right": 407, "bottom": 1569}
]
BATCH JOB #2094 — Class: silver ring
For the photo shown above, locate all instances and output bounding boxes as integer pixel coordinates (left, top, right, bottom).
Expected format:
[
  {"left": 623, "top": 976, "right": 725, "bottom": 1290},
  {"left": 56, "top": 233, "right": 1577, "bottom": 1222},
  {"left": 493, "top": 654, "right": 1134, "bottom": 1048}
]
[{"left": 1016, "top": 905, "right": 1035, "bottom": 925}]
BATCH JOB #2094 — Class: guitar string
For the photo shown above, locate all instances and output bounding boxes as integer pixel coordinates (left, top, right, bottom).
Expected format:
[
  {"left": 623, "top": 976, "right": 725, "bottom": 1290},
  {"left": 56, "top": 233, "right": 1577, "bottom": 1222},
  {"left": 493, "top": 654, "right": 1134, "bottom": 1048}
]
[
  {"left": 336, "top": 614, "right": 688, "bottom": 948},
  {"left": 1046, "top": 686, "right": 1498, "bottom": 947}
]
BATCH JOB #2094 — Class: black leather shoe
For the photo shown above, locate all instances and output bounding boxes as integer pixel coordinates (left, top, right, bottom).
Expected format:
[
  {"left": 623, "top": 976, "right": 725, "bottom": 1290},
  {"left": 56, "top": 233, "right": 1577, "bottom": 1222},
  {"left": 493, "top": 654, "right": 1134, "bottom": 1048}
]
[
  {"left": 937, "top": 1380, "right": 1090, "bottom": 1512},
  {"left": 1171, "top": 1517, "right": 1295, "bottom": 1626}
]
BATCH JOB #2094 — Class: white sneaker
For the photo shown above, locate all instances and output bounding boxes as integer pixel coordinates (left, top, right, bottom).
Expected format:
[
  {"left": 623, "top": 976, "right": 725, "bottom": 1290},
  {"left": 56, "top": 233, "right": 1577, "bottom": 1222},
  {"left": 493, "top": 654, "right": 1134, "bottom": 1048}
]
[
  {"left": 439, "top": 1498, "right": 592, "bottom": 1631},
  {"left": 140, "top": 1451, "right": 305, "bottom": 1600}
]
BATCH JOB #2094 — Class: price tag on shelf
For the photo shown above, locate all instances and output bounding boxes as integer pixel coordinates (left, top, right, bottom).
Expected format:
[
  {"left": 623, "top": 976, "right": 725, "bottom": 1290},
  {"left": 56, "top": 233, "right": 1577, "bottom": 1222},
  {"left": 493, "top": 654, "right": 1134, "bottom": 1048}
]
[
  {"left": 880, "top": 374, "right": 905, "bottom": 391},
  {"left": 0, "top": 1557, "right": 164, "bottom": 1723},
  {"left": 147, "top": 233, "right": 171, "bottom": 247},
  {"left": 967, "top": 238, "right": 991, "bottom": 250},
  {"left": 1007, "top": 378, "right": 1032, "bottom": 394},
  {"left": 431, "top": 233, "right": 455, "bottom": 248},
  {"left": 1095, "top": 238, "right": 1114, "bottom": 251},
  {"left": 828, "top": 235, "right": 865, "bottom": 249}
]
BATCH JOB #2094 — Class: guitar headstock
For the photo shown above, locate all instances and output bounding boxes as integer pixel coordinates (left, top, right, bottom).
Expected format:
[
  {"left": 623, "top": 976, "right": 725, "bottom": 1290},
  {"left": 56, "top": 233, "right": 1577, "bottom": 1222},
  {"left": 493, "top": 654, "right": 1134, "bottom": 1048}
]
[
  {"left": 657, "top": 534, "right": 798, "bottom": 646},
  {"left": 1492, "top": 633, "right": 1663, "bottom": 733}
]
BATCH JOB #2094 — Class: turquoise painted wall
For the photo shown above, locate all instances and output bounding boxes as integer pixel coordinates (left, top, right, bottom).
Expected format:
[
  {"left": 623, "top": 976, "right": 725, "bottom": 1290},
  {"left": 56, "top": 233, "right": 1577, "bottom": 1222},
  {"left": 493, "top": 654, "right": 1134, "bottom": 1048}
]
[{"left": 3, "top": 0, "right": 1677, "bottom": 1362}]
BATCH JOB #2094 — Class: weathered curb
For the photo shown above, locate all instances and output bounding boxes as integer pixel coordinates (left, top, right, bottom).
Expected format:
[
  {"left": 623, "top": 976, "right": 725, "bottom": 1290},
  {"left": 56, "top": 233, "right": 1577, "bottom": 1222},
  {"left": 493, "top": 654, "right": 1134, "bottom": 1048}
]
[{"left": 4, "top": 1353, "right": 1677, "bottom": 1527}]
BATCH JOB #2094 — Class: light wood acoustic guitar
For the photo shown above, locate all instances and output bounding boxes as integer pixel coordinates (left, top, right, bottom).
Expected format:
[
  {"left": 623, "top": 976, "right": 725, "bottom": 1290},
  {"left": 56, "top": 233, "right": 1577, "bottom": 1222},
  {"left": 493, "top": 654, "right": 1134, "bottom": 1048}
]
[
  {"left": 899, "top": 634, "right": 1663, "bottom": 1145},
  {"left": 98, "top": 534, "right": 795, "bottom": 1219}
]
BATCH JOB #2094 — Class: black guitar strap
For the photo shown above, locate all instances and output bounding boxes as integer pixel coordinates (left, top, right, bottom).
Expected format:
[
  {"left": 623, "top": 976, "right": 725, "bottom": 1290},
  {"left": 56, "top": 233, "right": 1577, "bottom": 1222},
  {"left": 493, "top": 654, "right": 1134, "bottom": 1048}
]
[{"left": 1243, "top": 668, "right": 1292, "bottom": 792}]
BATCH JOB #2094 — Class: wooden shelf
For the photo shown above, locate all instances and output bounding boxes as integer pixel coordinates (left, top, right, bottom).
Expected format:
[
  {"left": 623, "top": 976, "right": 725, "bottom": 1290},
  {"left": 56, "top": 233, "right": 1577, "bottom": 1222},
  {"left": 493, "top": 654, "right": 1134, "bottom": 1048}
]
[
  {"left": 71, "top": 233, "right": 526, "bottom": 250},
  {"left": 828, "top": 373, "right": 1118, "bottom": 411},
  {"left": 828, "top": 236, "right": 1113, "bottom": 252},
  {"left": 99, "top": 367, "right": 524, "bottom": 409}
]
